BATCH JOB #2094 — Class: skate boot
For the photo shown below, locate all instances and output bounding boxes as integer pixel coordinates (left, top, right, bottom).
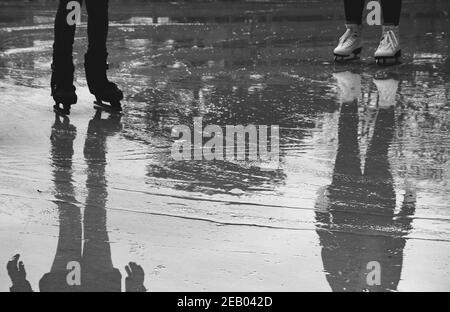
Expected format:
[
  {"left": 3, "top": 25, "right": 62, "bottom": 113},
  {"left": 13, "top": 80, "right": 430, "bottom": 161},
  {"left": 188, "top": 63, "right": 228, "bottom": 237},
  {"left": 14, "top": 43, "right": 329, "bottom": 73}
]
[
  {"left": 51, "top": 62, "right": 77, "bottom": 115},
  {"left": 375, "top": 25, "right": 401, "bottom": 65},
  {"left": 85, "top": 52, "right": 123, "bottom": 112},
  {"left": 333, "top": 24, "right": 363, "bottom": 62}
]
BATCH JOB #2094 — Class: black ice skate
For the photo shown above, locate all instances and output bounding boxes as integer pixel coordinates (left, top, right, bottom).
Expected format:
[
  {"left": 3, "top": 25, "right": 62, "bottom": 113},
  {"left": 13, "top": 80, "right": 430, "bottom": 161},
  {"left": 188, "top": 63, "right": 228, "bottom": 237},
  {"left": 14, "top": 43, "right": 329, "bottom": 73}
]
[
  {"left": 85, "top": 52, "right": 123, "bottom": 112},
  {"left": 51, "top": 63, "right": 77, "bottom": 115}
]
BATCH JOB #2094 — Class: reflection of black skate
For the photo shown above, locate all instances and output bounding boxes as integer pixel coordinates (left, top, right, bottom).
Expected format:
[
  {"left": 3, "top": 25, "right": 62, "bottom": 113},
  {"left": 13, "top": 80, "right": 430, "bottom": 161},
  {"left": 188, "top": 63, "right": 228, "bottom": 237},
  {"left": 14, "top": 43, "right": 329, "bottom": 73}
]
[
  {"left": 93, "top": 83, "right": 123, "bottom": 112},
  {"left": 51, "top": 63, "right": 77, "bottom": 115},
  {"left": 375, "top": 50, "right": 402, "bottom": 66},
  {"left": 94, "top": 98, "right": 123, "bottom": 115},
  {"left": 85, "top": 52, "right": 123, "bottom": 113},
  {"left": 52, "top": 87, "right": 77, "bottom": 115}
]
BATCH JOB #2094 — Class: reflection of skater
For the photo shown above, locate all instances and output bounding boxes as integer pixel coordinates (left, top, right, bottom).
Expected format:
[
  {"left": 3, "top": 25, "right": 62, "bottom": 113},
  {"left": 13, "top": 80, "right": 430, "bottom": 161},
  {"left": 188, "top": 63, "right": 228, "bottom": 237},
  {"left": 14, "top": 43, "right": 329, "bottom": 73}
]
[
  {"left": 52, "top": 0, "right": 123, "bottom": 114},
  {"left": 81, "top": 109, "right": 126, "bottom": 291},
  {"left": 40, "top": 114, "right": 82, "bottom": 291},
  {"left": 7, "top": 254, "right": 145, "bottom": 293},
  {"left": 315, "top": 72, "right": 416, "bottom": 292},
  {"left": 7, "top": 255, "right": 32, "bottom": 292},
  {"left": 7, "top": 113, "right": 145, "bottom": 292},
  {"left": 334, "top": 0, "right": 402, "bottom": 64}
]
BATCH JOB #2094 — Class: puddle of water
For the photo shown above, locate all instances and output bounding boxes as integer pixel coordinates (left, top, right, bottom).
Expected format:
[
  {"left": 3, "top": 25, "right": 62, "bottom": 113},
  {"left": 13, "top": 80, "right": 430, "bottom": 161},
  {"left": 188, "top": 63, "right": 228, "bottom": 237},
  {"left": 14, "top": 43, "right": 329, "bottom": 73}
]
[{"left": 0, "top": 1, "right": 449, "bottom": 292}]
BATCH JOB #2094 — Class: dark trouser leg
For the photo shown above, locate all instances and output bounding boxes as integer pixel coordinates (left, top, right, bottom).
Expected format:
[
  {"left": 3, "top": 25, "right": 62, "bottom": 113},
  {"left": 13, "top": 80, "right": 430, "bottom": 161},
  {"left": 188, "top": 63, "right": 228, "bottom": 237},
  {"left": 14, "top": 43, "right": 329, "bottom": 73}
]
[
  {"left": 84, "top": 0, "right": 110, "bottom": 94},
  {"left": 84, "top": 0, "right": 123, "bottom": 102},
  {"left": 381, "top": 0, "right": 402, "bottom": 26},
  {"left": 52, "top": 0, "right": 83, "bottom": 87},
  {"left": 343, "top": 0, "right": 365, "bottom": 25},
  {"left": 85, "top": 0, "right": 109, "bottom": 55}
]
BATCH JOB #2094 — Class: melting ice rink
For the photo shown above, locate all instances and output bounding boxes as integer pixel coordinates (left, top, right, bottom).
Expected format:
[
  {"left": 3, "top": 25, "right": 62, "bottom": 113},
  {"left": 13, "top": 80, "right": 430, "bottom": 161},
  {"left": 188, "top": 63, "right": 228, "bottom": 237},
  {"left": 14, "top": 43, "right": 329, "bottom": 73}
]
[{"left": 0, "top": 0, "right": 449, "bottom": 291}]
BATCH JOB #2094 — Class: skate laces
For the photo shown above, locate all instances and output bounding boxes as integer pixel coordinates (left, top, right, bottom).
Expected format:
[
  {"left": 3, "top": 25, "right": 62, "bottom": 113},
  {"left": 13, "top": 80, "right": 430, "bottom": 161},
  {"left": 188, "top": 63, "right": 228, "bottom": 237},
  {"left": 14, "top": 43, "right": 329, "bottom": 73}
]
[
  {"left": 379, "top": 30, "right": 398, "bottom": 52},
  {"left": 340, "top": 28, "right": 359, "bottom": 48}
]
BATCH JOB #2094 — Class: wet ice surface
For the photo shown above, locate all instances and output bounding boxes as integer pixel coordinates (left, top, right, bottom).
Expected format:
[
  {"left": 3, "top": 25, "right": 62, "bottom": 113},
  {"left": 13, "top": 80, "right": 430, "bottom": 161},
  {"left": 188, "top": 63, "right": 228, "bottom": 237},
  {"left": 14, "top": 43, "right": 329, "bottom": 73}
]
[{"left": 0, "top": 1, "right": 449, "bottom": 291}]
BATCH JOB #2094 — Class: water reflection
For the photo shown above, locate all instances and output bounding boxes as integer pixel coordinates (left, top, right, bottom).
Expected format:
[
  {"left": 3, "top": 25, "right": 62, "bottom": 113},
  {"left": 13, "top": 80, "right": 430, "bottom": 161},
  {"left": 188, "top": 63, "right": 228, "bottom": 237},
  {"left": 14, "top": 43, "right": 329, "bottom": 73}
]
[
  {"left": 139, "top": 79, "right": 338, "bottom": 195},
  {"left": 40, "top": 114, "right": 82, "bottom": 291},
  {"left": 82, "top": 110, "right": 123, "bottom": 292},
  {"left": 1, "top": 1, "right": 449, "bottom": 292},
  {"left": 315, "top": 72, "right": 416, "bottom": 292},
  {"left": 7, "top": 112, "right": 146, "bottom": 292}
]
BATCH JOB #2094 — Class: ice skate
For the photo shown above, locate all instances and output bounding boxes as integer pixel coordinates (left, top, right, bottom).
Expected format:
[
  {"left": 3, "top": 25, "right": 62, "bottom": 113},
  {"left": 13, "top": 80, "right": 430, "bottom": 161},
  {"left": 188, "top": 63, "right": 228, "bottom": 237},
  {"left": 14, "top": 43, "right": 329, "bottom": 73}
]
[
  {"left": 373, "top": 75, "right": 399, "bottom": 108},
  {"left": 85, "top": 52, "right": 123, "bottom": 112},
  {"left": 92, "top": 81, "right": 124, "bottom": 114},
  {"left": 375, "top": 25, "right": 402, "bottom": 66},
  {"left": 333, "top": 24, "right": 363, "bottom": 62},
  {"left": 51, "top": 63, "right": 77, "bottom": 115}
]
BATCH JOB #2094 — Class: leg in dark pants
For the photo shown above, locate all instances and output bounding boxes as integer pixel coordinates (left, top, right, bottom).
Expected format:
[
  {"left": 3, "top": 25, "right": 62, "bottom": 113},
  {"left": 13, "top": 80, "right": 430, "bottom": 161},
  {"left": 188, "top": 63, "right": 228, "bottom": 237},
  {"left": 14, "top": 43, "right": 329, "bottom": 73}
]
[
  {"left": 85, "top": 0, "right": 109, "bottom": 55},
  {"left": 52, "top": 0, "right": 83, "bottom": 88},
  {"left": 343, "top": 0, "right": 402, "bottom": 26},
  {"left": 84, "top": 0, "right": 109, "bottom": 94},
  {"left": 343, "top": 0, "right": 365, "bottom": 25},
  {"left": 53, "top": 0, "right": 110, "bottom": 73},
  {"left": 52, "top": 0, "right": 83, "bottom": 109},
  {"left": 84, "top": 0, "right": 123, "bottom": 104},
  {"left": 381, "top": 0, "right": 402, "bottom": 26}
]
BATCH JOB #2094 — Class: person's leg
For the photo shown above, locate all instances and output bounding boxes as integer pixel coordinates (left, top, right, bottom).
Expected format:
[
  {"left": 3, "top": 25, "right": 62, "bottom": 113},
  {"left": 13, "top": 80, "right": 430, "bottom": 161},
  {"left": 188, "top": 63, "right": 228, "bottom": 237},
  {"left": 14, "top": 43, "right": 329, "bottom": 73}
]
[
  {"left": 53, "top": 0, "right": 82, "bottom": 63},
  {"left": 381, "top": 0, "right": 402, "bottom": 26},
  {"left": 84, "top": 0, "right": 123, "bottom": 107},
  {"left": 334, "top": 0, "right": 365, "bottom": 60},
  {"left": 344, "top": 0, "right": 365, "bottom": 25},
  {"left": 85, "top": 0, "right": 109, "bottom": 55},
  {"left": 52, "top": 0, "right": 82, "bottom": 110},
  {"left": 375, "top": 0, "right": 402, "bottom": 63}
]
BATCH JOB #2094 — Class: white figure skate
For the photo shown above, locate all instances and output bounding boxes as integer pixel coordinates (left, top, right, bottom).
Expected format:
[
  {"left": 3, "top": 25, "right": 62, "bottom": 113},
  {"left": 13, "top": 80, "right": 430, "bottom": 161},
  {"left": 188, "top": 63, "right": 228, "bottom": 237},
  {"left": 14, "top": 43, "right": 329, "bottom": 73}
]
[
  {"left": 375, "top": 25, "right": 402, "bottom": 65},
  {"left": 334, "top": 24, "right": 363, "bottom": 62}
]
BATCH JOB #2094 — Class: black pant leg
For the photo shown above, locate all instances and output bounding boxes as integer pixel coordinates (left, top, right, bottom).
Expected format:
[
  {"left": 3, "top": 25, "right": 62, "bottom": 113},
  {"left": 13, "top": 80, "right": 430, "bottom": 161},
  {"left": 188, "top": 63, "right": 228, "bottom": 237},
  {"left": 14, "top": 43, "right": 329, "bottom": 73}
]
[
  {"left": 343, "top": 0, "right": 365, "bottom": 25},
  {"left": 53, "top": 0, "right": 83, "bottom": 63},
  {"left": 85, "top": 0, "right": 109, "bottom": 55},
  {"left": 381, "top": 0, "right": 402, "bottom": 26}
]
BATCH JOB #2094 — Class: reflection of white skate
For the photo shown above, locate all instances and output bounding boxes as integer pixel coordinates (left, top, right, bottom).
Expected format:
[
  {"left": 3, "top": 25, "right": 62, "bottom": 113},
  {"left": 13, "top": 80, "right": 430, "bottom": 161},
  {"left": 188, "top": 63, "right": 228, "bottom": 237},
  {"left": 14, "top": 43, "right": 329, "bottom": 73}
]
[
  {"left": 333, "top": 71, "right": 362, "bottom": 103},
  {"left": 334, "top": 24, "right": 363, "bottom": 62},
  {"left": 375, "top": 26, "right": 402, "bottom": 65},
  {"left": 373, "top": 77, "right": 399, "bottom": 108}
]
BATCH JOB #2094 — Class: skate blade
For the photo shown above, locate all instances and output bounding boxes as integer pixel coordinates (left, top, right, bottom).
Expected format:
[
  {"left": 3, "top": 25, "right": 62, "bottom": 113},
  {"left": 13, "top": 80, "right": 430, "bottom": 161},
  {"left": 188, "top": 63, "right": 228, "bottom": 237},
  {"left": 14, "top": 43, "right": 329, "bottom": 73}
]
[
  {"left": 334, "top": 54, "right": 361, "bottom": 62},
  {"left": 334, "top": 48, "right": 362, "bottom": 62},
  {"left": 375, "top": 51, "right": 402, "bottom": 66},
  {"left": 94, "top": 101, "right": 123, "bottom": 114}
]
